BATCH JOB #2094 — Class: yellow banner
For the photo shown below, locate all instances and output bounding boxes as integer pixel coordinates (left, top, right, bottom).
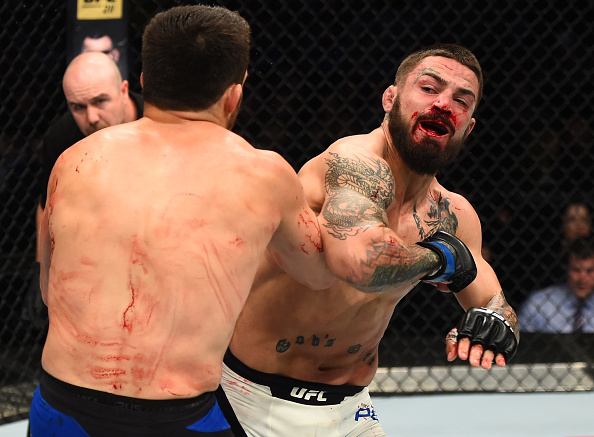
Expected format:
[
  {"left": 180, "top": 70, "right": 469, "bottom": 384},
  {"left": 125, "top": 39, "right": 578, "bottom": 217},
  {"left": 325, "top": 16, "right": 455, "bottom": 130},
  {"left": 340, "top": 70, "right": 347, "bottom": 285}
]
[{"left": 77, "top": 0, "right": 123, "bottom": 20}]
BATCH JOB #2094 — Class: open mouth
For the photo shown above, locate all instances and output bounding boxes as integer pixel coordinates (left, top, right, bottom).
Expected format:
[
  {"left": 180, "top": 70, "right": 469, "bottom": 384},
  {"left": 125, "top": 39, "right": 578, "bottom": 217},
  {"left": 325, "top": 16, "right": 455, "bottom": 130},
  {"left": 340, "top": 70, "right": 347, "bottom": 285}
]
[{"left": 419, "top": 120, "right": 450, "bottom": 137}]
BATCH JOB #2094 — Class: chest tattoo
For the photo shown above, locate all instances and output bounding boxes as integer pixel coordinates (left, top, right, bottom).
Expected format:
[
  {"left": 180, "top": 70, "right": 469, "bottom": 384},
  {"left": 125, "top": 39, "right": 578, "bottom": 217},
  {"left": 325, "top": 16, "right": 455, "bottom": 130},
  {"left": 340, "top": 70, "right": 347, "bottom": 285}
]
[{"left": 413, "top": 193, "right": 458, "bottom": 239}]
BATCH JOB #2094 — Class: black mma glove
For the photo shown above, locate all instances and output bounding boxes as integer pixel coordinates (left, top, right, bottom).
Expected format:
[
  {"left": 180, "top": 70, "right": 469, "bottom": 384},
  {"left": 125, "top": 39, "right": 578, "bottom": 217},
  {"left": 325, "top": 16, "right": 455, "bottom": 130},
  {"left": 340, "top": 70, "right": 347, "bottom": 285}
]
[
  {"left": 457, "top": 307, "right": 518, "bottom": 361},
  {"left": 416, "top": 231, "right": 477, "bottom": 292}
]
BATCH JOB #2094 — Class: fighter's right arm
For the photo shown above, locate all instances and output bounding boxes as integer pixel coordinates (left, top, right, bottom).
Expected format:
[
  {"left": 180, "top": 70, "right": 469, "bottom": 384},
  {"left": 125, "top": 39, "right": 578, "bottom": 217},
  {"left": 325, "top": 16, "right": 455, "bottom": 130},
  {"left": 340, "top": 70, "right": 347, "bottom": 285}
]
[
  {"left": 264, "top": 151, "right": 335, "bottom": 291},
  {"left": 312, "top": 149, "right": 441, "bottom": 293}
]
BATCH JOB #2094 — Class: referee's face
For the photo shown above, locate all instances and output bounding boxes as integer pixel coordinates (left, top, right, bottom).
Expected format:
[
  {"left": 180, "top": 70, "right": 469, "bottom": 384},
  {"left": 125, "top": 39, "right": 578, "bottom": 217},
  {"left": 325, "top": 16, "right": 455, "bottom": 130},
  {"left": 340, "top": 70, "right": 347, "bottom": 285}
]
[{"left": 64, "top": 76, "right": 128, "bottom": 137}]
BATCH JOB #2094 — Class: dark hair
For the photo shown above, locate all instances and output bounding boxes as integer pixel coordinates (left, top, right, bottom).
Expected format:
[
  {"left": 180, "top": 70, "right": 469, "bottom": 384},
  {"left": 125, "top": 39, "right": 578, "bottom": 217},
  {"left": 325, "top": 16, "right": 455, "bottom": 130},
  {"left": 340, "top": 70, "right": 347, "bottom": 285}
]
[
  {"left": 394, "top": 43, "right": 483, "bottom": 107},
  {"left": 567, "top": 237, "right": 594, "bottom": 261},
  {"left": 142, "top": 5, "right": 251, "bottom": 111}
]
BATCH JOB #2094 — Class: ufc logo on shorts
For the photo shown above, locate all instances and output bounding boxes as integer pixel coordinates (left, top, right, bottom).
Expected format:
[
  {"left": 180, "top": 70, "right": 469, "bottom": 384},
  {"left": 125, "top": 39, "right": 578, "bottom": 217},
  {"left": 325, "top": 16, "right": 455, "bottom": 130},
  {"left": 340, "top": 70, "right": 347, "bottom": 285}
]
[{"left": 290, "top": 387, "right": 328, "bottom": 402}]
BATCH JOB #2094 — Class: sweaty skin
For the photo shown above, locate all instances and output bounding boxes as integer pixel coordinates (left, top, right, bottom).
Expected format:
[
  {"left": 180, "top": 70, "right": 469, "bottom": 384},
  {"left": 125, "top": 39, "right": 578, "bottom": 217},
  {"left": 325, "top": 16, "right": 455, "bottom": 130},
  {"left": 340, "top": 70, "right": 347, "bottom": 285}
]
[
  {"left": 39, "top": 104, "right": 332, "bottom": 400},
  {"left": 229, "top": 56, "right": 519, "bottom": 385}
]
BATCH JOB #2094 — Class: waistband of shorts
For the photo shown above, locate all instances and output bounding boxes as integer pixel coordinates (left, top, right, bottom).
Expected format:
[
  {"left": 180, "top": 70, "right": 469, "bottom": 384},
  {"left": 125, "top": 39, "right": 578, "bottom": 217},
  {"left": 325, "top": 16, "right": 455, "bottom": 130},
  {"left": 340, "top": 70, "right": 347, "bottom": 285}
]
[
  {"left": 224, "top": 349, "right": 365, "bottom": 398},
  {"left": 40, "top": 369, "right": 214, "bottom": 414}
]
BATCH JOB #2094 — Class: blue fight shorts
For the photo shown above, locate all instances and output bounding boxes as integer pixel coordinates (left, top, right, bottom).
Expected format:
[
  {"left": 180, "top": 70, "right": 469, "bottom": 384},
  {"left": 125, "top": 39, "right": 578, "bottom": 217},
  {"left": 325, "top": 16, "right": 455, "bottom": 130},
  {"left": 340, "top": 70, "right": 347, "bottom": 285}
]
[{"left": 29, "top": 369, "right": 235, "bottom": 436}]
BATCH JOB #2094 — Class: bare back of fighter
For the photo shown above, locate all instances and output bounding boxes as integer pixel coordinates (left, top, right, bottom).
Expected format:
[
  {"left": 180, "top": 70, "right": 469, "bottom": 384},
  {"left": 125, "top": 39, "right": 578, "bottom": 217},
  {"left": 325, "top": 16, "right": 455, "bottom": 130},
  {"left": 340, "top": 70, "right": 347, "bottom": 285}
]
[
  {"left": 39, "top": 110, "right": 329, "bottom": 400},
  {"left": 230, "top": 126, "right": 498, "bottom": 386}
]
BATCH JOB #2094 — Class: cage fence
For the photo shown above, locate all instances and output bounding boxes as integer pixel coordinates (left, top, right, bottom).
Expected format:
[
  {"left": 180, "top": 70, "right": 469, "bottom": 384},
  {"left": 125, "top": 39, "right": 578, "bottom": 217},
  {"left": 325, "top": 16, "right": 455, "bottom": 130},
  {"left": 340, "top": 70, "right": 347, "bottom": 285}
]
[{"left": 1, "top": 0, "right": 593, "bottom": 424}]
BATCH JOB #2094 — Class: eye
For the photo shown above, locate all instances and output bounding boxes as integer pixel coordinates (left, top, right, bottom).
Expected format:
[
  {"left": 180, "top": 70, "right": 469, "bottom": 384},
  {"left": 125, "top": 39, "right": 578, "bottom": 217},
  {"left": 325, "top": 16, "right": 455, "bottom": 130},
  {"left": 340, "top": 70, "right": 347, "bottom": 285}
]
[
  {"left": 455, "top": 98, "right": 470, "bottom": 108},
  {"left": 71, "top": 104, "right": 85, "bottom": 112},
  {"left": 421, "top": 86, "right": 436, "bottom": 93}
]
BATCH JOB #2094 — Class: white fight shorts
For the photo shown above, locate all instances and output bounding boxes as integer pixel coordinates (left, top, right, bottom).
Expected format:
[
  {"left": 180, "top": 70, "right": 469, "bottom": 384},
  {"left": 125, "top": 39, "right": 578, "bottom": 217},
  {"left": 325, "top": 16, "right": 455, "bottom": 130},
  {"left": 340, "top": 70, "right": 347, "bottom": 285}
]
[{"left": 219, "top": 350, "right": 387, "bottom": 437}]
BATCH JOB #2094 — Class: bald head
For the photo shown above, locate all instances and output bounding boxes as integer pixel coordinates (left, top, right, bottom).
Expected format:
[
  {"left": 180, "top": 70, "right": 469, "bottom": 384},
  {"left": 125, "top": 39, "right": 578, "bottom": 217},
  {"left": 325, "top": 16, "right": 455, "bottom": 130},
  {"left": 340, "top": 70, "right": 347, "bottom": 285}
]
[
  {"left": 64, "top": 51, "right": 122, "bottom": 87},
  {"left": 63, "top": 52, "right": 130, "bottom": 136}
]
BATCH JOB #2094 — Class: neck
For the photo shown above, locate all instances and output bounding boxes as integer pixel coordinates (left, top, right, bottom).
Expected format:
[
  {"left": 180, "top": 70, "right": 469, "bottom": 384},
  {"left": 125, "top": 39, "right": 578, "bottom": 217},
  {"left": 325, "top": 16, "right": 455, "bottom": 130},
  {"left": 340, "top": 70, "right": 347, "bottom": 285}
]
[
  {"left": 124, "top": 95, "right": 138, "bottom": 123},
  {"left": 380, "top": 120, "right": 436, "bottom": 206},
  {"left": 143, "top": 103, "right": 226, "bottom": 127}
]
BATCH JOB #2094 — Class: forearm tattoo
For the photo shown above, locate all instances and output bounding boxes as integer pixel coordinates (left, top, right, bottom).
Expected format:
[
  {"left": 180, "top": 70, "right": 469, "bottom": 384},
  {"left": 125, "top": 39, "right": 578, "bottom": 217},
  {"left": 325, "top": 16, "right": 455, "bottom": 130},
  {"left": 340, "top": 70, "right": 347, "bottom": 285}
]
[
  {"left": 486, "top": 291, "right": 520, "bottom": 340},
  {"left": 360, "top": 240, "right": 437, "bottom": 292},
  {"left": 321, "top": 152, "right": 450, "bottom": 291},
  {"left": 322, "top": 152, "right": 394, "bottom": 240}
]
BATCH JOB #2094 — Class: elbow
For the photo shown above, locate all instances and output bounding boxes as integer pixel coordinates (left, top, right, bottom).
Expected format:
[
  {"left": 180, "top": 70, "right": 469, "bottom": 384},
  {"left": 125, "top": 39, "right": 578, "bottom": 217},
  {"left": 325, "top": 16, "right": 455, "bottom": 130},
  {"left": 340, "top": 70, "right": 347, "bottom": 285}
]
[
  {"left": 303, "top": 255, "right": 338, "bottom": 290},
  {"left": 303, "top": 269, "right": 337, "bottom": 290},
  {"left": 325, "top": 253, "right": 376, "bottom": 292}
]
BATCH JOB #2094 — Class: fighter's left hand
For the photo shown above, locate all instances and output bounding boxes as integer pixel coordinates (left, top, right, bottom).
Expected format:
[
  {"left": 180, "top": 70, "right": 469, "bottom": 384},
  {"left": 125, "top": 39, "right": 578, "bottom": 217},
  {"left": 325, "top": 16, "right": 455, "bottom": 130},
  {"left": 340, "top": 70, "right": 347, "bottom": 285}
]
[
  {"left": 446, "top": 328, "right": 504, "bottom": 369},
  {"left": 445, "top": 308, "right": 518, "bottom": 369}
]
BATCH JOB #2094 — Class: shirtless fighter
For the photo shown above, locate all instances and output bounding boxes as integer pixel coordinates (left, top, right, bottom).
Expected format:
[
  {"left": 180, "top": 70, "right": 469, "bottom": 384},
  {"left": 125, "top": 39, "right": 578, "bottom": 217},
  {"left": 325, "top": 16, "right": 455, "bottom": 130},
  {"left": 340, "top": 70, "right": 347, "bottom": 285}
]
[
  {"left": 219, "top": 44, "right": 519, "bottom": 436},
  {"left": 30, "top": 6, "right": 333, "bottom": 436}
]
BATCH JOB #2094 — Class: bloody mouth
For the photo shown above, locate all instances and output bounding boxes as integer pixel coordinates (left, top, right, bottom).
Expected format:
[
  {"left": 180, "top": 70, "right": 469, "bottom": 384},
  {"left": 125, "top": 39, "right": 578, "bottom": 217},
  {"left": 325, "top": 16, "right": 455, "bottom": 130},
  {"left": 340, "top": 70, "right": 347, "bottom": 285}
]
[{"left": 418, "top": 120, "right": 449, "bottom": 137}]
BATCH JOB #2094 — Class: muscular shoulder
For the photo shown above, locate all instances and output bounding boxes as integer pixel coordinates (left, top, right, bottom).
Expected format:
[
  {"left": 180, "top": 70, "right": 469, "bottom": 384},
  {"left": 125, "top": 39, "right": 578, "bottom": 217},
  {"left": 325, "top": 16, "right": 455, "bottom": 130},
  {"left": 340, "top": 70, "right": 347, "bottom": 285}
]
[
  {"left": 300, "top": 130, "right": 394, "bottom": 210},
  {"left": 228, "top": 148, "right": 305, "bottom": 213},
  {"left": 249, "top": 149, "right": 300, "bottom": 183},
  {"left": 303, "top": 129, "right": 386, "bottom": 172}
]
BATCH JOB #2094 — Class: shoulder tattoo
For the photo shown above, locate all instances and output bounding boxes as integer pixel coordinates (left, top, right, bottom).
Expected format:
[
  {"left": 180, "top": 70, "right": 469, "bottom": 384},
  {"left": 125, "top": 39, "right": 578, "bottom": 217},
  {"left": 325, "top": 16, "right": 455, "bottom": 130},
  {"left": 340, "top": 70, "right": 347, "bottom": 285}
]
[
  {"left": 413, "top": 192, "right": 458, "bottom": 240},
  {"left": 322, "top": 152, "right": 395, "bottom": 240}
]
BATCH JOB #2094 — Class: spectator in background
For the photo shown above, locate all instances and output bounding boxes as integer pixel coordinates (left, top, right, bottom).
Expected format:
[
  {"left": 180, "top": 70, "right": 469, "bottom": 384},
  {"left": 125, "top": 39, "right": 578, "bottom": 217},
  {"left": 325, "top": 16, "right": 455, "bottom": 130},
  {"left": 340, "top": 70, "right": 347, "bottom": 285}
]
[
  {"left": 545, "top": 201, "right": 593, "bottom": 283},
  {"left": 519, "top": 237, "right": 594, "bottom": 333},
  {"left": 81, "top": 33, "right": 120, "bottom": 64},
  {"left": 561, "top": 202, "right": 592, "bottom": 250}
]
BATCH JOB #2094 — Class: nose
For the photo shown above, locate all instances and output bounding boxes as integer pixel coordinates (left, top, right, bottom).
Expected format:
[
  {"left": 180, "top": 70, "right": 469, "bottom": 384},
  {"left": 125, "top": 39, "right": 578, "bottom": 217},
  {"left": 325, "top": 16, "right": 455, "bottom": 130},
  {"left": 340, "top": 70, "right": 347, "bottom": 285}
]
[
  {"left": 431, "top": 93, "right": 453, "bottom": 114},
  {"left": 86, "top": 107, "right": 100, "bottom": 125}
]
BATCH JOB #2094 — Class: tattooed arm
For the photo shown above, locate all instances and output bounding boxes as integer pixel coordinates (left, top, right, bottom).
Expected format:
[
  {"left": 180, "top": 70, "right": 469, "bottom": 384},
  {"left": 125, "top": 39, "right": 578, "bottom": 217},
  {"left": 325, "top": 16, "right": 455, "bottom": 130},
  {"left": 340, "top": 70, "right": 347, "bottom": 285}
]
[
  {"left": 302, "top": 149, "right": 441, "bottom": 293},
  {"left": 445, "top": 194, "right": 519, "bottom": 336},
  {"left": 439, "top": 192, "right": 519, "bottom": 367}
]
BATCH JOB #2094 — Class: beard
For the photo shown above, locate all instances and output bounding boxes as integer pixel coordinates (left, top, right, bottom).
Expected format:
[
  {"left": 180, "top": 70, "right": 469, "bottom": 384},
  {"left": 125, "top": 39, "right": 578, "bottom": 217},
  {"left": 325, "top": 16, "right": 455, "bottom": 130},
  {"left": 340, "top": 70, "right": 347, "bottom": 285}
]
[{"left": 387, "top": 97, "right": 468, "bottom": 175}]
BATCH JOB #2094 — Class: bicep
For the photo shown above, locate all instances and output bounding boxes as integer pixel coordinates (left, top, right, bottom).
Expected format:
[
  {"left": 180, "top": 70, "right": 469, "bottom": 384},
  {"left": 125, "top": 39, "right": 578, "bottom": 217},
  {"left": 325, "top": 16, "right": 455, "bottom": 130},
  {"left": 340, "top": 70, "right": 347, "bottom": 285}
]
[
  {"left": 319, "top": 150, "right": 394, "bottom": 241},
  {"left": 317, "top": 151, "right": 435, "bottom": 290},
  {"left": 317, "top": 151, "right": 393, "bottom": 278},
  {"left": 266, "top": 163, "right": 332, "bottom": 289}
]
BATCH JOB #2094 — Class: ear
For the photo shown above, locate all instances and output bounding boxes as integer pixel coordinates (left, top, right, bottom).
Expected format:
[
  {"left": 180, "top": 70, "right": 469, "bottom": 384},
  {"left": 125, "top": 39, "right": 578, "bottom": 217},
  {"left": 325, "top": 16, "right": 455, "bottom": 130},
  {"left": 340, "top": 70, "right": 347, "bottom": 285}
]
[
  {"left": 382, "top": 85, "right": 397, "bottom": 113},
  {"left": 140, "top": 72, "right": 144, "bottom": 89},
  {"left": 224, "top": 83, "right": 243, "bottom": 116},
  {"left": 121, "top": 79, "right": 129, "bottom": 96},
  {"left": 464, "top": 117, "right": 476, "bottom": 138}
]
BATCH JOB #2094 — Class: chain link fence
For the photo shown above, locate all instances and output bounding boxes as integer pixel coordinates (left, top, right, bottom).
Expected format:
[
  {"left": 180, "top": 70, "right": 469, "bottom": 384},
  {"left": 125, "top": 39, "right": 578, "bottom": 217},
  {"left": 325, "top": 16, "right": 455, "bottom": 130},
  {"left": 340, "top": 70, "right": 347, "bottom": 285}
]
[{"left": 1, "top": 0, "right": 593, "bottom": 424}]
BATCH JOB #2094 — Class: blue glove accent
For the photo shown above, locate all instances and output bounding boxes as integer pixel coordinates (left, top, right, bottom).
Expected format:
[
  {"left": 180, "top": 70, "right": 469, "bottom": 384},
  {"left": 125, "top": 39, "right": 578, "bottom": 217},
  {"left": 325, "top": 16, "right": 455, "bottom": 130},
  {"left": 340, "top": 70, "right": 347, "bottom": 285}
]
[
  {"left": 423, "top": 241, "right": 455, "bottom": 282},
  {"left": 416, "top": 231, "right": 477, "bottom": 292}
]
